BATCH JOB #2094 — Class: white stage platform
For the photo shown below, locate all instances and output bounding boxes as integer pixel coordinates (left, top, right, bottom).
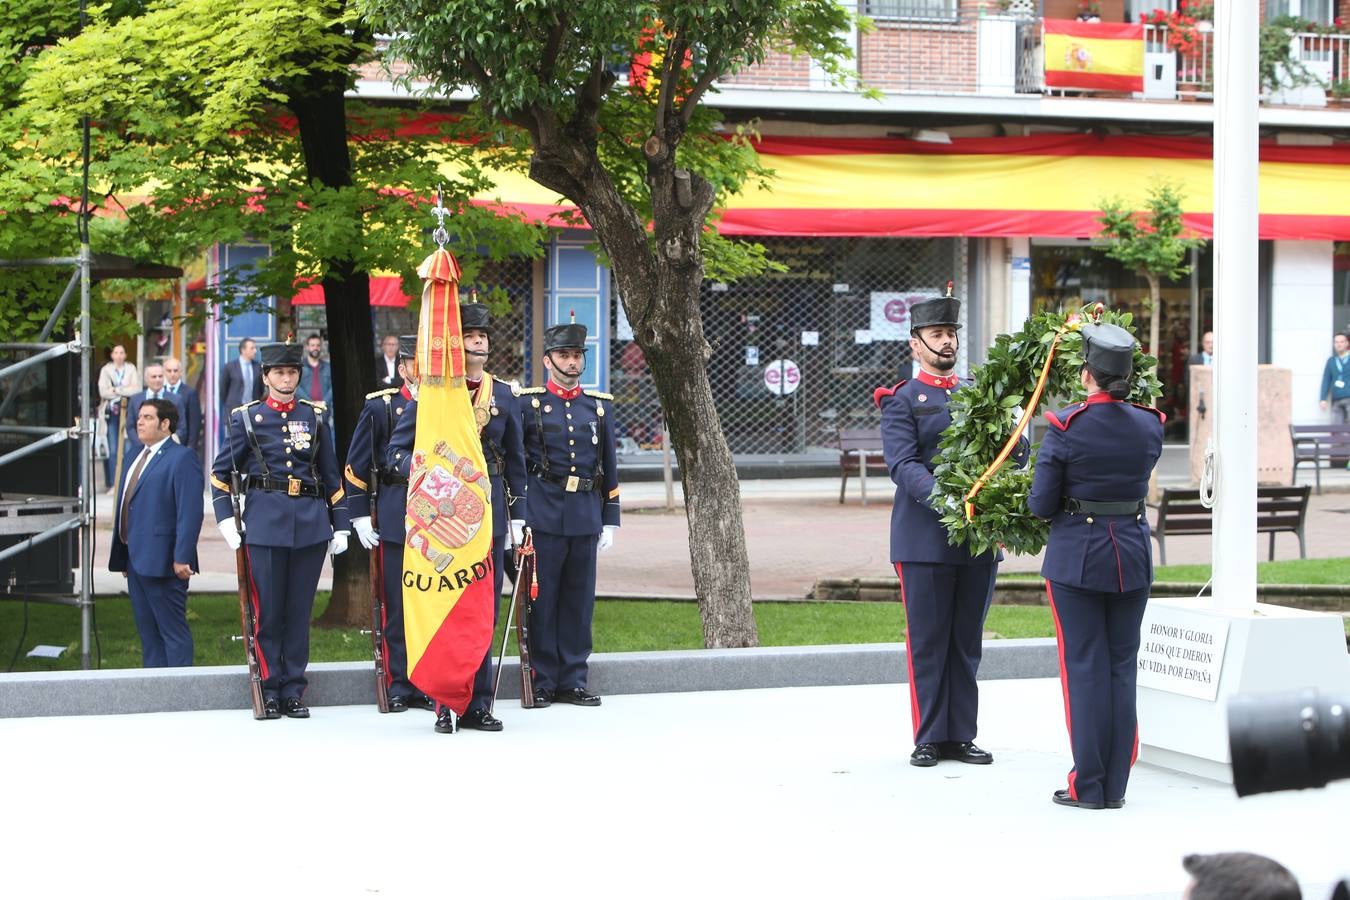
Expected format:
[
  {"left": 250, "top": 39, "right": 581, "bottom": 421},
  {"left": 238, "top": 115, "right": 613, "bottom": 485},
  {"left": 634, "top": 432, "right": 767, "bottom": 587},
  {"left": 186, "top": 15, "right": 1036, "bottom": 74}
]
[{"left": 2, "top": 679, "right": 1344, "bottom": 899}]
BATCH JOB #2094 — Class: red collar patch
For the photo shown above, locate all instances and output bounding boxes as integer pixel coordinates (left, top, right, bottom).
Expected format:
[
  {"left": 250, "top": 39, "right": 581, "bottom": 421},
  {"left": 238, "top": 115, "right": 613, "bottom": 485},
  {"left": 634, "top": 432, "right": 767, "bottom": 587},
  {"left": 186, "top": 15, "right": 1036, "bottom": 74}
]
[
  {"left": 547, "top": 380, "right": 582, "bottom": 400},
  {"left": 400, "top": 384, "right": 413, "bottom": 402},
  {"left": 915, "top": 370, "right": 959, "bottom": 389},
  {"left": 266, "top": 396, "right": 296, "bottom": 412}
]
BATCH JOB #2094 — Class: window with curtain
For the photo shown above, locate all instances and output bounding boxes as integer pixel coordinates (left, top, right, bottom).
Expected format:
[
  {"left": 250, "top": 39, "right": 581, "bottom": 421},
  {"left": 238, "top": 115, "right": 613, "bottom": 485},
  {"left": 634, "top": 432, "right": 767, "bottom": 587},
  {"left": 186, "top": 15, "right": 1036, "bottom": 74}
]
[{"left": 1266, "top": 0, "right": 1335, "bottom": 23}]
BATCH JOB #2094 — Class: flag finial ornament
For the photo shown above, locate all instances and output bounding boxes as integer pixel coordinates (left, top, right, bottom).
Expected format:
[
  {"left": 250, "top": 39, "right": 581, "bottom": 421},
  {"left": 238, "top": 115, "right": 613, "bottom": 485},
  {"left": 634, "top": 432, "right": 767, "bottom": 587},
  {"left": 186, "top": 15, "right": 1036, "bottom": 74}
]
[{"left": 431, "top": 184, "right": 450, "bottom": 248}]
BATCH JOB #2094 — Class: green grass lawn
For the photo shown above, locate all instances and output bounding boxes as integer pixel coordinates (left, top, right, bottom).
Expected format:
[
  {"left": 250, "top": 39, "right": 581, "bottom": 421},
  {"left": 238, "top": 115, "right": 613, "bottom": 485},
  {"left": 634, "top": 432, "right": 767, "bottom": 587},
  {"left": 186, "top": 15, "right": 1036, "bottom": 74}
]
[
  {"left": 3, "top": 558, "right": 1345, "bottom": 673},
  {"left": 1000, "top": 557, "right": 1350, "bottom": 585}
]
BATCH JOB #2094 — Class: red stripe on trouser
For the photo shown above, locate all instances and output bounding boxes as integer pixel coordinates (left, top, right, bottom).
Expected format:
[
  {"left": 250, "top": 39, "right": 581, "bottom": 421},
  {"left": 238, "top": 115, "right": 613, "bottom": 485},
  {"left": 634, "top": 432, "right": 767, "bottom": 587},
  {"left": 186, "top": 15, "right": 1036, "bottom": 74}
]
[
  {"left": 1130, "top": 726, "right": 1140, "bottom": 767},
  {"left": 894, "top": 563, "right": 921, "bottom": 741},
  {"left": 378, "top": 542, "right": 392, "bottom": 688},
  {"left": 1046, "top": 580, "right": 1077, "bottom": 800},
  {"left": 243, "top": 546, "right": 270, "bottom": 681}
]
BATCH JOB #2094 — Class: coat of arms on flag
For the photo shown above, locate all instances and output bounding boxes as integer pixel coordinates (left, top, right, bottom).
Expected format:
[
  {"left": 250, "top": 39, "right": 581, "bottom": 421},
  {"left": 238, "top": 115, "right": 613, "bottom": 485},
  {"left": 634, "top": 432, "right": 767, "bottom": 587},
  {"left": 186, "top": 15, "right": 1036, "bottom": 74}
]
[{"left": 400, "top": 242, "right": 497, "bottom": 718}]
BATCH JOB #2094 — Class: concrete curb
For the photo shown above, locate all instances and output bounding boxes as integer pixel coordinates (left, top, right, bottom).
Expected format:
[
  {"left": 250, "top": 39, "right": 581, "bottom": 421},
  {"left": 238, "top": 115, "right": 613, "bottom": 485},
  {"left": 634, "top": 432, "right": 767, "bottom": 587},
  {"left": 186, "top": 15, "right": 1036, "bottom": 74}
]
[{"left": 0, "top": 638, "right": 1060, "bottom": 719}]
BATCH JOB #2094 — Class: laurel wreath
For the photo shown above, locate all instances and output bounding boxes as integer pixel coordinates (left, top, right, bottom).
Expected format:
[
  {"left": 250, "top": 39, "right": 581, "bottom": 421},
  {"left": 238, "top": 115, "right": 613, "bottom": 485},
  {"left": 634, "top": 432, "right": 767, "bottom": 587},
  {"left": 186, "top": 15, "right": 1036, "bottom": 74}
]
[{"left": 929, "top": 304, "right": 1162, "bottom": 558}]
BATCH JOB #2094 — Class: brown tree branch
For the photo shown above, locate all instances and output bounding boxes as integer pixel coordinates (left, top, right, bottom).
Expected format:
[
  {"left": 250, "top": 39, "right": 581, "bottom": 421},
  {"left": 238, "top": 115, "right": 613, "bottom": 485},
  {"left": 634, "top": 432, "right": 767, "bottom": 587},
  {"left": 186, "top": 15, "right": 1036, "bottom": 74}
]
[
  {"left": 678, "top": 51, "right": 724, "bottom": 128},
  {"left": 539, "top": 11, "right": 568, "bottom": 87}
]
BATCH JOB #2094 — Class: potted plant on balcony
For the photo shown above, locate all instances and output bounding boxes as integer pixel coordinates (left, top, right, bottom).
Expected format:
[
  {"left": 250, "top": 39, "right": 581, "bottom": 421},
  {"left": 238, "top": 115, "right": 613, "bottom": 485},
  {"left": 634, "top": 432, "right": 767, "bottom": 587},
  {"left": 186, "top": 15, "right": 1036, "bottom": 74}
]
[
  {"left": 1076, "top": 0, "right": 1102, "bottom": 23},
  {"left": 1331, "top": 79, "right": 1350, "bottom": 108}
]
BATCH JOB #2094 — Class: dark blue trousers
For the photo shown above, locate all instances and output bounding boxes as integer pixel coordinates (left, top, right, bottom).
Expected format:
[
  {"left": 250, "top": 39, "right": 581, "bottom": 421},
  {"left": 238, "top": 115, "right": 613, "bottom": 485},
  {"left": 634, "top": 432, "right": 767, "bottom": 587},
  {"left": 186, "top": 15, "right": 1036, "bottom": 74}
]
[
  {"left": 530, "top": 532, "right": 597, "bottom": 694},
  {"left": 245, "top": 543, "right": 326, "bottom": 701},
  {"left": 895, "top": 561, "right": 996, "bottom": 745},
  {"left": 379, "top": 540, "right": 414, "bottom": 700},
  {"left": 467, "top": 540, "right": 506, "bottom": 712},
  {"left": 127, "top": 571, "right": 193, "bottom": 667},
  {"left": 1046, "top": 581, "right": 1149, "bottom": 806}
]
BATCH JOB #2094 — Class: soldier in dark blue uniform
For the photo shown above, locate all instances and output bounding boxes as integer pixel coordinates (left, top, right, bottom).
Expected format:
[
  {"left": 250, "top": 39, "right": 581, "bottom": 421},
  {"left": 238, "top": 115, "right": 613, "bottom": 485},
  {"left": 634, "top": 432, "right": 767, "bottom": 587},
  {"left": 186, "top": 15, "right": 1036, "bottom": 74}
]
[
  {"left": 877, "top": 288, "right": 1015, "bottom": 768},
  {"left": 518, "top": 320, "right": 619, "bottom": 708},
  {"left": 344, "top": 335, "right": 433, "bottom": 714},
  {"left": 211, "top": 341, "right": 350, "bottom": 719},
  {"left": 1028, "top": 322, "right": 1164, "bottom": 810},
  {"left": 385, "top": 304, "right": 529, "bottom": 732}
]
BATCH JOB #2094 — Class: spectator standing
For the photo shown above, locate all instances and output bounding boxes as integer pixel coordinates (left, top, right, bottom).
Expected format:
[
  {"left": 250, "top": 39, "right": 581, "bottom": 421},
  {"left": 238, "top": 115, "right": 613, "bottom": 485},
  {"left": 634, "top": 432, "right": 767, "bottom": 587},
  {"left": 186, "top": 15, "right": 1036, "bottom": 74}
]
[
  {"left": 161, "top": 357, "right": 200, "bottom": 449},
  {"left": 1319, "top": 331, "right": 1350, "bottom": 424},
  {"left": 219, "top": 337, "right": 263, "bottom": 422},
  {"left": 375, "top": 334, "right": 403, "bottom": 388},
  {"left": 296, "top": 333, "right": 334, "bottom": 408},
  {"left": 96, "top": 344, "right": 140, "bottom": 493},
  {"left": 123, "top": 364, "right": 186, "bottom": 457},
  {"left": 108, "top": 398, "right": 203, "bottom": 668},
  {"left": 1188, "top": 330, "right": 1214, "bottom": 368}
]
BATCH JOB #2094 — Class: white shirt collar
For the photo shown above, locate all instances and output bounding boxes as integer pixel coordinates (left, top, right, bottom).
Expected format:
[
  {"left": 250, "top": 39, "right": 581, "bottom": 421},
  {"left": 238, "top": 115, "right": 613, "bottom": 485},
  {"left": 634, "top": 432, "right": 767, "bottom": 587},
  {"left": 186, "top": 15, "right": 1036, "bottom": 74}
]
[{"left": 141, "top": 436, "right": 172, "bottom": 458}]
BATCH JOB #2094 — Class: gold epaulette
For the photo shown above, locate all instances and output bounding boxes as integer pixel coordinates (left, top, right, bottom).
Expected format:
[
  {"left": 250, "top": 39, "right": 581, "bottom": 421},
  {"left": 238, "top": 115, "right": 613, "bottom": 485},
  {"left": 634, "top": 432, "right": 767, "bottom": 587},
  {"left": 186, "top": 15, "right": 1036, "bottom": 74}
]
[
  {"left": 518, "top": 386, "right": 545, "bottom": 395},
  {"left": 584, "top": 390, "right": 614, "bottom": 401},
  {"left": 232, "top": 400, "right": 260, "bottom": 415},
  {"left": 300, "top": 398, "right": 327, "bottom": 411},
  {"left": 365, "top": 387, "right": 399, "bottom": 400}
]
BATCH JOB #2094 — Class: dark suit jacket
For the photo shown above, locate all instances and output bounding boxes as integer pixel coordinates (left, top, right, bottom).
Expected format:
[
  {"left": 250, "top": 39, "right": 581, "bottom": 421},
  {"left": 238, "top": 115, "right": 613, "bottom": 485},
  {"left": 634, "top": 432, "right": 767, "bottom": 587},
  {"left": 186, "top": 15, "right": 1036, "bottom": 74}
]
[
  {"left": 220, "top": 357, "right": 263, "bottom": 413},
  {"left": 164, "top": 382, "right": 200, "bottom": 447},
  {"left": 108, "top": 440, "right": 204, "bottom": 577},
  {"left": 374, "top": 354, "right": 404, "bottom": 389}
]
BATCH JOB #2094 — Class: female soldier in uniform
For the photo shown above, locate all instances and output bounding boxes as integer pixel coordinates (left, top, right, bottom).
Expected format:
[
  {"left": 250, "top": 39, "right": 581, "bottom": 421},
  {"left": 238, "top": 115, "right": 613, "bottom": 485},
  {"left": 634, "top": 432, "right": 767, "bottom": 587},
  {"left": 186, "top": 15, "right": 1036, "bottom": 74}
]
[{"left": 1027, "top": 322, "right": 1164, "bottom": 810}]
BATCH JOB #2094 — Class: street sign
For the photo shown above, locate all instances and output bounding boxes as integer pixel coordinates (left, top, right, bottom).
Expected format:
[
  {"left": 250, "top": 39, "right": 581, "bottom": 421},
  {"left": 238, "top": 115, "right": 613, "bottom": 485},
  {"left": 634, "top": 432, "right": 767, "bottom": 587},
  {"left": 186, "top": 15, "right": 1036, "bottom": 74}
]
[{"left": 763, "top": 359, "right": 801, "bottom": 396}]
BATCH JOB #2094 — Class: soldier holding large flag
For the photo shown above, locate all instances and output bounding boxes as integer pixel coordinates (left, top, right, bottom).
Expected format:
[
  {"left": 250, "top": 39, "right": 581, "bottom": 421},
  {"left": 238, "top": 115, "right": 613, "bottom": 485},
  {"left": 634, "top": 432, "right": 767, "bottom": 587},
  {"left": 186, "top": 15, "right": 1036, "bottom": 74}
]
[{"left": 390, "top": 243, "right": 498, "bottom": 734}]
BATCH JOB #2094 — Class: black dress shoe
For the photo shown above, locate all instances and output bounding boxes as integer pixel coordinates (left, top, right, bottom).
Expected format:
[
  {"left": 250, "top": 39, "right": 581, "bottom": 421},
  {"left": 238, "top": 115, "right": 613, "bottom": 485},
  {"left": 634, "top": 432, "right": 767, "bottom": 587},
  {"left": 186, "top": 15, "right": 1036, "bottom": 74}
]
[
  {"left": 408, "top": 694, "right": 436, "bottom": 712},
  {"left": 910, "top": 743, "right": 940, "bottom": 767},
  {"left": 1105, "top": 798, "right": 1125, "bottom": 809},
  {"left": 262, "top": 697, "right": 281, "bottom": 720},
  {"left": 387, "top": 695, "right": 408, "bottom": 713},
  {"left": 434, "top": 708, "right": 458, "bottom": 734},
  {"left": 553, "top": 687, "right": 601, "bottom": 706},
  {"left": 1052, "top": 789, "right": 1103, "bottom": 810},
  {"left": 460, "top": 708, "right": 504, "bottom": 731},
  {"left": 531, "top": 689, "right": 554, "bottom": 708},
  {"left": 283, "top": 698, "right": 310, "bottom": 719},
  {"left": 940, "top": 741, "right": 994, "bottom": 765}
]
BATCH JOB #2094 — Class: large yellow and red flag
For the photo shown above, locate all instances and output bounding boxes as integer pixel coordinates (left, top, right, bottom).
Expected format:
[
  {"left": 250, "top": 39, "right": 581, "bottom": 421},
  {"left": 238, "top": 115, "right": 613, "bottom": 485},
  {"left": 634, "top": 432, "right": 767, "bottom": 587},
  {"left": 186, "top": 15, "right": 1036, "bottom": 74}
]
[
  {"left": 402, "top": 247, "right": 496, "bottom": 715},
  {"left": 1043, "top": 20, "right": 1145, "bottom": 93}
]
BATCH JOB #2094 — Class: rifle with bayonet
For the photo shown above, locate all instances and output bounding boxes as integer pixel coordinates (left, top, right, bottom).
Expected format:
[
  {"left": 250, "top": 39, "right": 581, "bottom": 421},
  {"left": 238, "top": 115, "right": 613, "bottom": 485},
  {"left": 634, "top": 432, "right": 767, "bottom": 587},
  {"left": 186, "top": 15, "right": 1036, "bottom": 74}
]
[
  {"left": 229, "top": 471, "right": 266, "bottom": 720},
  {"left": 368, "top": 440, "right": 390, "bottom": 713},
  {"left": 492, "top": 529, "right": 537, "bottom": 709}
]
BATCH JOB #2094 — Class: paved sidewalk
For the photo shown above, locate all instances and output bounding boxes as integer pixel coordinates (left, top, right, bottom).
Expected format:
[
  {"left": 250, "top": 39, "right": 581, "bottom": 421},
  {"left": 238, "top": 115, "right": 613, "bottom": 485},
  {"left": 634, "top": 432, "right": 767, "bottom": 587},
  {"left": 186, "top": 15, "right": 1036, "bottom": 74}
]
[{"left": 85, "top": 444, "right": 1350, "bottom": 600}]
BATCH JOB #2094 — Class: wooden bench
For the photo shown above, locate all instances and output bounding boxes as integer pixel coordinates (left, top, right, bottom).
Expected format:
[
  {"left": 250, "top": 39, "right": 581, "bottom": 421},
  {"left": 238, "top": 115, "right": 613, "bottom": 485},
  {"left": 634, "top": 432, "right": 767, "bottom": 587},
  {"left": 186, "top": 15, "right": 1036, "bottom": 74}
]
[
  {"left": 838, "top": 427, "right": 888, "bottom": 506},
  {"left": 1150, "top": 485, "right": 1311, "bottom": 566},
  {"left": 1290, "top": 424, "right": 1350, "bottom": 495}
]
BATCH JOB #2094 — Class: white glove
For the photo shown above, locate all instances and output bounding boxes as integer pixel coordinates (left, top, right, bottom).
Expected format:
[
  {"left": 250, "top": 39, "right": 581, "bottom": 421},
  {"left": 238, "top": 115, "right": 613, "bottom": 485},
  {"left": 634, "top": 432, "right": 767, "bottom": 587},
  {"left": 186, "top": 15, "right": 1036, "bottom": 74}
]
[
  {"left": 597, "top": 525, "right": 616, "bottom": 552},
  {"left": 510, "top": 519, "right": 526, "bottom": 548},
  {"left": 329, "top": 531, "right": 350, "bottom": 556},
  {"left": 352, "top": 516, "right": 380, "bottom": 550},
  {"left": 218, "top": 518, "right": 242, "bottom": 551}
]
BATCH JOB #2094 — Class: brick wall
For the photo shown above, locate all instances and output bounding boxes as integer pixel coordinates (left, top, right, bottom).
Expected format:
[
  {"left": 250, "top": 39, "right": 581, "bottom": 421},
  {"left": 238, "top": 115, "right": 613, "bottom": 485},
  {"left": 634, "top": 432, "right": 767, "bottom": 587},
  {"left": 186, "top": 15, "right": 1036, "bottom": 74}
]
[{"left": 721, "top": 50, "right": 813, "bottom": 89}]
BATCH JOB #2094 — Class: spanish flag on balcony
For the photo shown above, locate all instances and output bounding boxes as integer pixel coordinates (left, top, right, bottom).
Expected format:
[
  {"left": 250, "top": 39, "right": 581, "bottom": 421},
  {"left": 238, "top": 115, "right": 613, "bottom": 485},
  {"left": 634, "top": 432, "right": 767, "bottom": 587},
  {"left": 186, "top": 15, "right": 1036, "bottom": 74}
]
[
  {"left": 1043, "top": 19, "right": 1145, "bottom": 93},
  {"left": 401, "top": 246, "right": 496, "bottom": 716}
]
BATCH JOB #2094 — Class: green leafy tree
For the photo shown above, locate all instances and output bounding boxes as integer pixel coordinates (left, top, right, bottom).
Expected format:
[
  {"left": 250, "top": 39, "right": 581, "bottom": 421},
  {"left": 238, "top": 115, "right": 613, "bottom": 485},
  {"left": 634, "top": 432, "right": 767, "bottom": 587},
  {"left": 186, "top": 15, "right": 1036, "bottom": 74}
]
[
  {"left": 360, "top": 0, "right": 863, "bottom": 648},
  {"left": 9, "top": 0, "right": 544, "bottom": 625},
  {"left": 1096, "top": 180, "right": 1204, "bottom": 369}
]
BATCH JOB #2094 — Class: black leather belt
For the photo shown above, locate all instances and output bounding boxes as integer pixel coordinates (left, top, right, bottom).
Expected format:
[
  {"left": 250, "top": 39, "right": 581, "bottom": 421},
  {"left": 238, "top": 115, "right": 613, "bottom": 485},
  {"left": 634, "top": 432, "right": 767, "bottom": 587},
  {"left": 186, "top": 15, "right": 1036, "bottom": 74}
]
[
  {"left": 530, "top": 465, "right": 596, "bottom": 492},
  {"left": 379, "top": 471, "right": 408, "bottom": 486},
  {"left": 249, "top": 476, "right": 322, "bottom": 498},
  {"left": 1063, "top": 498, "right": 1145, "bottom": 516},
  {"left": 485, "top": 460, "right": 501, "bottom": 477}
]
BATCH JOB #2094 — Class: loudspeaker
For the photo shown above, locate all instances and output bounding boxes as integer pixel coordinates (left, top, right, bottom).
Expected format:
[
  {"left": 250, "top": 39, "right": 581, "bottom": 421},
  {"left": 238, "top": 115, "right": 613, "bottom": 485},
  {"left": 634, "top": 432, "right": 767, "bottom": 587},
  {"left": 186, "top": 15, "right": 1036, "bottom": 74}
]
[{"left": 0, "top": 346, "right": 77, "bottom": 594}]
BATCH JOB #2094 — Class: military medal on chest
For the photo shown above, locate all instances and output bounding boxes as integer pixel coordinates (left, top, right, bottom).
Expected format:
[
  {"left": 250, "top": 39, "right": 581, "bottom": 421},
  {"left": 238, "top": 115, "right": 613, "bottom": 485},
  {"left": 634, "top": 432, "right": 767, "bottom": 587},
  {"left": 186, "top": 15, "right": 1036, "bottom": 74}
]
[
  {"left": 287, "top": 419, "right": 312, "bottom": 451},
  {"left": 589, "top": 421, "right": 598, "bottom": 445}
]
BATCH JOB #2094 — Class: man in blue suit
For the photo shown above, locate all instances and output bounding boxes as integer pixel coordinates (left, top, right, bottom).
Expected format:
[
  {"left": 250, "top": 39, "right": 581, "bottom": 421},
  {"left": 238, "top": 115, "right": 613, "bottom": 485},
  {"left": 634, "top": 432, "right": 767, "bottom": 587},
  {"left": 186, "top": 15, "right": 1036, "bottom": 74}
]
[
  {"left": 123, "top": 363, "right": 187, "bottom": 457},
  {"left": 161, "top": 357, "right": 200, "bottom": 449},
  {"left": 108, "top": 398, "right": 204, "bottom": 668}
]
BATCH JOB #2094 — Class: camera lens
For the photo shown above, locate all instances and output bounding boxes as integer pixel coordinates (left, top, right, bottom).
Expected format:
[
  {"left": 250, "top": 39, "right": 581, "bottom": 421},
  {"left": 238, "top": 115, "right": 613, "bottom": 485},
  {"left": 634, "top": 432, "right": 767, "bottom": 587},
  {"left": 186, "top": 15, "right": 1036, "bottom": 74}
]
[{"left": 1229, "top": 689, "right": 1350, "bottom": 798}]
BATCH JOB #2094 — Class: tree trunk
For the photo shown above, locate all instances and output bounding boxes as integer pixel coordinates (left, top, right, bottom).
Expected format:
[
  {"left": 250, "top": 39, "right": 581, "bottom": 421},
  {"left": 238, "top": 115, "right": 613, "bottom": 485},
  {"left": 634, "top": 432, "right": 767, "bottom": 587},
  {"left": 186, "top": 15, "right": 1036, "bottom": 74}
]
[
  {"left": 525, "top": 124, "right": 759, "bottom": 648},
  {"left": 288, "top": 71, "right": 377, "bottom": 628},
  {"left": 1146, "top": 274, "right": 1162, "bottom": 368}
]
